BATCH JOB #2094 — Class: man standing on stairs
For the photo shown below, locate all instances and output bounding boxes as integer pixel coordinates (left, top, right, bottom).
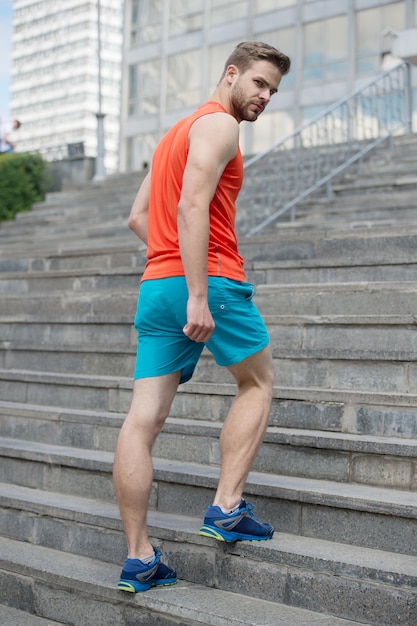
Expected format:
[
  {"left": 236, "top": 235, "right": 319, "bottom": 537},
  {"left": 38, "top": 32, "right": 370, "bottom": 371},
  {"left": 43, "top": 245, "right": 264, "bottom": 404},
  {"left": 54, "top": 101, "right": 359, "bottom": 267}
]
[{"left": 113, "top": 41, "right": 291, "bottom": 593}]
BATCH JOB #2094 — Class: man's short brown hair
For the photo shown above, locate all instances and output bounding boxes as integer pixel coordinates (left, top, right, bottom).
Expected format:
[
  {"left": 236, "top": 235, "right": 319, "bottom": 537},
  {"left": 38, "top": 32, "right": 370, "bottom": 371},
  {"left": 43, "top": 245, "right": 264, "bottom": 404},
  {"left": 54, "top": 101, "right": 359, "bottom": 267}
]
[{"left": 221, "top": 41, "right": 291, "bottom": 79}]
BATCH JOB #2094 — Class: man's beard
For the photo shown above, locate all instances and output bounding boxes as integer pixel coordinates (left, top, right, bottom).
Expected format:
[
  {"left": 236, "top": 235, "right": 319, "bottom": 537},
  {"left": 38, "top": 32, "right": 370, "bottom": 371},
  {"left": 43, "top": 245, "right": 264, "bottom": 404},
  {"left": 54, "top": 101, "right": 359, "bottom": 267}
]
[{"left": 231, "top": 81, "right": 261, "bottom": 123}]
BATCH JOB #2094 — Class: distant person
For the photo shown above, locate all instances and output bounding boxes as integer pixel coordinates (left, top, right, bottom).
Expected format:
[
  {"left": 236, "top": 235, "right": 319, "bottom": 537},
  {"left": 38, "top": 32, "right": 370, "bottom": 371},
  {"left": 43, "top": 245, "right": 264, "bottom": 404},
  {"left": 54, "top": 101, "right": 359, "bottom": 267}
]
[
  {"left": 113, "top": 41, "right": 291, "bottom": 594},
  {"left": 0, "top": 119, "right": 22, "bottom": 153}
]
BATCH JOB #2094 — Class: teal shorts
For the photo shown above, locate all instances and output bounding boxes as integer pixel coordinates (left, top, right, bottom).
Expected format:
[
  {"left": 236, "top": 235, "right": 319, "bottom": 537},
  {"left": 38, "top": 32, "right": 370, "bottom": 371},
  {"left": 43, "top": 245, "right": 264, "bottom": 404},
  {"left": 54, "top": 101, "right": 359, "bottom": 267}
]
[{"left": 133, "top": 276, "right": 269, "bottom": 384}]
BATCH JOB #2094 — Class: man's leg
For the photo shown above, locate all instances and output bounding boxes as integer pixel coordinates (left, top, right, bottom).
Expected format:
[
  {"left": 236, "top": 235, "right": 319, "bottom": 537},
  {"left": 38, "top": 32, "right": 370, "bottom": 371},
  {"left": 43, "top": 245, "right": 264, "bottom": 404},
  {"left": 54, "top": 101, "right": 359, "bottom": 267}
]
[
  {"left": 113, "top": 371, "right": 181, "bottom": 560},
  {"left": 214, "top": 345, "right": 274, "bottom": 510},
  {"left": 199, "top": 345, "right": 274, "bottom": 541}
]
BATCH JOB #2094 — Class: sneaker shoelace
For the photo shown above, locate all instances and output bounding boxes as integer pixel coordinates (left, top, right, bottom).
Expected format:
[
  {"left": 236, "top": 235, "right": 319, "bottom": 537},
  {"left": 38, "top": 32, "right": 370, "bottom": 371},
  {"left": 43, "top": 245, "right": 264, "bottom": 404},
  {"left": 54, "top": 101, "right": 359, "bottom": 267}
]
[{"left": 242, "top": 502, "right": 262, "bottom": 522}]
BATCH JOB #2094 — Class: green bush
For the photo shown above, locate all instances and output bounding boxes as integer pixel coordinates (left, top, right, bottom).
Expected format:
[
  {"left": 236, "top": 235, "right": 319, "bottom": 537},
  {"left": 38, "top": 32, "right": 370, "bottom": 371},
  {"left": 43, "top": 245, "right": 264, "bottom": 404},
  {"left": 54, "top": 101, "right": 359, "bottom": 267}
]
[{"left": 0, "top": 152, "right": 48, "bottom": 222}]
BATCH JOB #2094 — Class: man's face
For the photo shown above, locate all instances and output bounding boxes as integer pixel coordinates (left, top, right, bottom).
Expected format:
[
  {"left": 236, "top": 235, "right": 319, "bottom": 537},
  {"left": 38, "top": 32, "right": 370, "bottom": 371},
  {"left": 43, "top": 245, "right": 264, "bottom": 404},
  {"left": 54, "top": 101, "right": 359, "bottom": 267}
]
[{"left": 229, "top": 60, "right": 282, "bottom": 123}]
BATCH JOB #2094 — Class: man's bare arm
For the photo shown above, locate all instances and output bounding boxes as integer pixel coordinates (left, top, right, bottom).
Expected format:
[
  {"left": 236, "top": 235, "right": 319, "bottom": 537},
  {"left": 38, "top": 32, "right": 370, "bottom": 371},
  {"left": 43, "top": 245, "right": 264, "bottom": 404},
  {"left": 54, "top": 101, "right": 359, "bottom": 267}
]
[
  {"left": 127, "top": 170, "right": 151, "bottom": 245},
  {"left": 178, "top": 112, "right": 239, "bottom": 342}
]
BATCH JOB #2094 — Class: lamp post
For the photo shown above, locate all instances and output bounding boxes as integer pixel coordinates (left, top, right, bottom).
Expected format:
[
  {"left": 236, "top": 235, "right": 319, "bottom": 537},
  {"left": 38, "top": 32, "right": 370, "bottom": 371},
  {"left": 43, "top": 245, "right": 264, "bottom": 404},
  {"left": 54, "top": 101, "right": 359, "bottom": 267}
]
[{"left": 94, "top": 0, "right": 106, "bottom": 180}]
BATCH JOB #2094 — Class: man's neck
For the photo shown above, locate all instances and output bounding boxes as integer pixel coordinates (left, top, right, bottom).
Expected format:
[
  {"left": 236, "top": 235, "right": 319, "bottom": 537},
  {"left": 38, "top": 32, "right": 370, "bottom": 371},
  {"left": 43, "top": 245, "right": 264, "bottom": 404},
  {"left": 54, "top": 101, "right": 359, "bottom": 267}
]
[{"left": 209, "top": 86, "right": 236, "bottom": 121}]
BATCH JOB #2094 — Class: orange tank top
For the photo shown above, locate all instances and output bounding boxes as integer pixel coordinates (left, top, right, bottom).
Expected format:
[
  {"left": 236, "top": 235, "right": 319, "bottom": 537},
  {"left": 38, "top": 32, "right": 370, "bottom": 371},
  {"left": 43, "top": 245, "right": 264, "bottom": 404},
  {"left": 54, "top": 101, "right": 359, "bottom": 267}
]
[{"left": 142, "top": 101, "right": 245, "bottom": 282}]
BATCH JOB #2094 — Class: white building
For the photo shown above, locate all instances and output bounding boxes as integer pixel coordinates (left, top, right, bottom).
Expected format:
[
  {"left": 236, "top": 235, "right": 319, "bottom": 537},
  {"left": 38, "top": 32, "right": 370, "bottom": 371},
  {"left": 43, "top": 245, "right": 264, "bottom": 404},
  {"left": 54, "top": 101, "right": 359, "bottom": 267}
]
[
  {"left": 10, "top": 0, "right": 123, "bottom": 173},
  {"left": 119, "top": 0, "right": 417, "bottom": 173}
]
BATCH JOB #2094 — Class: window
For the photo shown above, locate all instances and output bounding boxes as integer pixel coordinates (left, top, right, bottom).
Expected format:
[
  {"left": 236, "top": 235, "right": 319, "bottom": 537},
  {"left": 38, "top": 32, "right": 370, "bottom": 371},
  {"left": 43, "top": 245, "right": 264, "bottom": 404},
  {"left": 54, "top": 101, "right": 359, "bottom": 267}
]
[
  {"left": 169, "top": 0, "right": 204, "bottom": 37},
  {"left": 255, "top": 0, "right": 295, "bottom": 12},
  {"left": 208, "top": 41, "right": 240, "bottom": 95},
  {"left": 303, "top": 15, "right": 348, "bottom": 84},
  {"left": 301, "top": 104, "right": 326, "bottom": 125},
  {"left": 251, "top": 109, "right": 294, "bottom": 153},
  {"left": 258, "top": 27, "right": 295, "bottom": 88},
  {"left": 131, "top": 0, "right": 162, "bottom": 45},
  {"left": 128, "top": 60, "right": 161, "bottom": 116},
  {"left": 210, "top": 0, "right": 248, "bottom": 26},
  {"left": 356, "top": 2, "right": 406, "bottom": 75},
  {"left": 166, "top": 49, "right": 202, "bottom": 111},
  {"left": 127, "top": 133, "right": 158, "bottom": 171}
]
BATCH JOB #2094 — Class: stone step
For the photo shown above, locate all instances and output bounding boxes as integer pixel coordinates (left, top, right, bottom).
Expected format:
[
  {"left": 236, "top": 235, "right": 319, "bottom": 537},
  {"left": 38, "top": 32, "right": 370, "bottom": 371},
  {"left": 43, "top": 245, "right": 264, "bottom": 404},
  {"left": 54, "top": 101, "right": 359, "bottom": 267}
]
[
  {"left": 0, "top": 320, "right": 136, "bottom": 346},
  {"left": 0, "top": 214, "right": 132, "bottom": 242},
  {"left": 3, "top": 278, "right": 417, "bottom": 314},
  {"left": 266, "top": 316, "right": 417, "bottom": 361},
  {"left": 1, "top": 331, "right": 417, "bottom": 395},
  {"left": 305, "top": 208, "right": 417, "bottom": 229},
  {"left": 5, "top": 171, "right": 412, "bottom": 234},
  {"left": 2, "top": 313, "right": 417, "bottom": 361},
  {"left": 238, "top": 178, "right": 417, "bottom": 226},
  {"left": 0, "top": 399, "right": 416, "bottom": 489},
  {"left": 14, "top": 190, "right": 133, "bottom": 215},
  {"left": 2, "top": 257, "right": 417, "bottom": 292},
  {"left": 331, "top": 174, "right": 417, "bottom": 196},
  {"left": 1, "top": 281, "right": 416, "bottom": 322},
  {"left": 1, "top": 437, "right": 417, "bottom": 557},
  {"left": 255, "top": 281, "right": 417, "bottom": 316},
  {"left": 352, "top": 159, "right": 417, "bottom": 175},
  {"left": 1, "top": 244, "right": 409, "bottom": 289},
  {"left": 0, "top": 241, "right": 145, "bottom": 273},
  {"left": 2, "top": 480, "right": 417, "bottom": 586},
  {"left": 0, "top": 223, "right": 135, "bottom": 247},
  {"left": 293, "top": 206, "right": 417, "bottom": 230},
  {"left": 3, "top": 186, "right": 411, "bottom": 241},
  {"left": 1, "top": 485, "right": 416, "bottom": 624},
  {"left": 0, "top": 342, "right": 137, "bottom": 378},
  {"left": 301, "top": 192, "right": 417, "bottom": 215},
  {"left": 242, "top": 227, "right": 417, "bottom": 265},
  {"left": 0, "top": 224, "right": 132, "bottom": 248},
  {"left": 0, "top": 393, "right": 415, "bottom": 446},
  {"left": 0, "top": 267, "right": 141, "bottom": 295},
  {"left": 3, "top": 225, "right": 417, "bottom": 273},
  {"left": 266, "top": 218, "right": 417, "bottom": 236},
  {"left": 251, "top": 259, "right": 417, "bottom": 284},
  {"left": 1, "top": 371, "right": 416, "bottom": 435},
  {"left": 0, "top": 292, "right": 137, "bottom": 322},
  {"left": 0, "top": 537, "right": 363, "bottom": 626},
  {"left": 0, "top": 390, "right": 345, "bottom": 439},
  {"left": 0, "top": 605, "right": 66, "bottom": 626},
  {"left": 0, "top": 205, "right": 131, "bottom": 231},
  {"left": 195, "top": 350, "right": 417, "bottom": 395},
  {"left": 2, "top": 232, "right": 417, "bottom": 292}
]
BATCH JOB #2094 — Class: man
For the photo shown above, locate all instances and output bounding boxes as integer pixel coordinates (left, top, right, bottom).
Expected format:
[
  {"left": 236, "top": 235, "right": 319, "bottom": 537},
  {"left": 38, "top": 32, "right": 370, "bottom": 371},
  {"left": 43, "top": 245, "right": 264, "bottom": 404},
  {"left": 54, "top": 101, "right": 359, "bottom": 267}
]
[
  {"left": 0, "top": 119, "right": 21, "bottom": 153},
  {"left": 113, "top": 41, "right": 291, "bottom": 593}
]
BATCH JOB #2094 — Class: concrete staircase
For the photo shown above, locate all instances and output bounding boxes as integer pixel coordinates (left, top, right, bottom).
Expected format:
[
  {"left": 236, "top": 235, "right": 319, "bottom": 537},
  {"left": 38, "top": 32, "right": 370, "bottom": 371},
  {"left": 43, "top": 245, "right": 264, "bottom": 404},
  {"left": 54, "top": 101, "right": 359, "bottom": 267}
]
[{"left": 1, "top": 135, "right": 417, "bottom": 625}]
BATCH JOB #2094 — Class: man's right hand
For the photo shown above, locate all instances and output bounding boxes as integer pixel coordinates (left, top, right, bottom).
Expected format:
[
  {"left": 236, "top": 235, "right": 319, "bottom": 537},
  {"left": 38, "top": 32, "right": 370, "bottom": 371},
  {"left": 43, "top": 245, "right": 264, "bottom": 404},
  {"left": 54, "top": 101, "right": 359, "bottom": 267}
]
[{"left": 183, "top": 296, "right": 215, "bottom": 343}]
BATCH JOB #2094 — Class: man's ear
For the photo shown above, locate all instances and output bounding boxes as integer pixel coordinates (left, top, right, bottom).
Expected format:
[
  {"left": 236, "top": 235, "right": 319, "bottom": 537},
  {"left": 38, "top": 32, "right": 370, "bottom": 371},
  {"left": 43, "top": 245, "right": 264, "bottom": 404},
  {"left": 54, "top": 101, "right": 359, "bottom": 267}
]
[{"left": 225, "top": 64, "right": 239, "bottom": 85}]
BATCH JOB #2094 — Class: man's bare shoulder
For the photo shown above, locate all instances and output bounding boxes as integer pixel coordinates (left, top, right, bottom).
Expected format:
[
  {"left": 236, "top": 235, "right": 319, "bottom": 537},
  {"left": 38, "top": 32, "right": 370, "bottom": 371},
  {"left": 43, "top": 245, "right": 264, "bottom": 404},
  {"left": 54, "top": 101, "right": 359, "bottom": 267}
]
[
  {"left": 189, "top": 111, "right": 239, "bottom": 159},
  {"left": 191, "top": 110, "right": 238, "bottom": 137}
]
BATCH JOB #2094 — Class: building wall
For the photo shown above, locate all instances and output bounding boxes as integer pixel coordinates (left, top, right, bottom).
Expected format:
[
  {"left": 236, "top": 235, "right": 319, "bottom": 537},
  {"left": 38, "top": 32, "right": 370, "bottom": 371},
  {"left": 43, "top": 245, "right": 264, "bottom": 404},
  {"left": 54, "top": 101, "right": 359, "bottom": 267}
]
[
  {"left": 120, "top": 0, "right": 417, "bottom": 173},
  {"left": 11, "top": 0, "right": 123, "bottom": 173}
]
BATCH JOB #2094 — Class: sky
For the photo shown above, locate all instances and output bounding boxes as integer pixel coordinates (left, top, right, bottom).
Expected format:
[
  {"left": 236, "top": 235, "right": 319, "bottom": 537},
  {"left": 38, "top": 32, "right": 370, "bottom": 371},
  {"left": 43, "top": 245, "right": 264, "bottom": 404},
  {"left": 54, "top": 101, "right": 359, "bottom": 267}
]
[{"left": 0, "top": 0, "right": 13, "bottom": 121}]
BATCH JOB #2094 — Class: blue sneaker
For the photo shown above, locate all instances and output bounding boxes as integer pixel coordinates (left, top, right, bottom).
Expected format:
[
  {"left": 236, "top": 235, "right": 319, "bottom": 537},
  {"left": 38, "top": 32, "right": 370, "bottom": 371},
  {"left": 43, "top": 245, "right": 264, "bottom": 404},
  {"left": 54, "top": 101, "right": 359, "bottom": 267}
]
[
  {"left": 117, "top": 547, "right": 177, "bottom": 593},
  {"left": 198, "top": 499, "right": 274, "bottom": 542}
]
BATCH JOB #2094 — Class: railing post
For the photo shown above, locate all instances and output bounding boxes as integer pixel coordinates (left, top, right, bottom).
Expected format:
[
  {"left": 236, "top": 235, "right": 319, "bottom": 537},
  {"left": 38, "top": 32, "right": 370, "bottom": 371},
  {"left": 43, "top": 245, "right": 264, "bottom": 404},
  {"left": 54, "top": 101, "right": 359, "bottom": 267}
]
[
  {"left": 326, "top": 180, "right": 334, "bottom": 199},
  {"left": 404, "top": 62, "right": 413, "bottom": 134}
]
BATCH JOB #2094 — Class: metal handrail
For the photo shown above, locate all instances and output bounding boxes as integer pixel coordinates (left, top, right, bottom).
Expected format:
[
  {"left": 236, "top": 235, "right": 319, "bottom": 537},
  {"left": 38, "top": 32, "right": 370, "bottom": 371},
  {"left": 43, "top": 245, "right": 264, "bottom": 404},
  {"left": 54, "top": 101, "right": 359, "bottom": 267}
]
[
  {"left": 36, "top": 142, "right": 86, "bottom": 161},
  {"left": 238, "top": 61, "right": 412, "bottom": 236}
]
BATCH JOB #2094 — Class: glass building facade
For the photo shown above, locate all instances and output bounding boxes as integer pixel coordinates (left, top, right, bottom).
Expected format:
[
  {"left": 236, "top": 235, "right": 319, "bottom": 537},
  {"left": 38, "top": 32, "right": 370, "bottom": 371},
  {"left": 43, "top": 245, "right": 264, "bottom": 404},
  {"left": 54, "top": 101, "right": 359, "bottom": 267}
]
[
  {"left": 11, "top": 0, "right": 123, "bottom": 173},
  {"left": 120, "top": 0, "right": 417, "bottom": 172}
]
